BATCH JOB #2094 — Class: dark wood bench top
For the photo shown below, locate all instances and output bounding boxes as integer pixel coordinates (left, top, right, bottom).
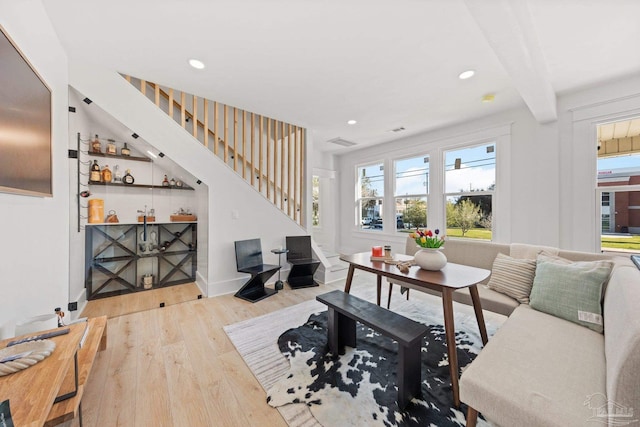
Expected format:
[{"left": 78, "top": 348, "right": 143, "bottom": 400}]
[{"left": 316, "top": 290, "right": 429, "bottom": 347}]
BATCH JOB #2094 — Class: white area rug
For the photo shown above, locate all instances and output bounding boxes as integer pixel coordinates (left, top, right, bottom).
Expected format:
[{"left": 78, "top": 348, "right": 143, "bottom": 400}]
[{"left": 224, "top": 284, "right": 506, "bottom": 426}]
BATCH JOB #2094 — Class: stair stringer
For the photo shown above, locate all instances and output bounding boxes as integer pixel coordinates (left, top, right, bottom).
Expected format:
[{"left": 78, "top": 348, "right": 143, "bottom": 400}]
[{"left": 69, "top": 60, "right": 324, "bottom": 297}]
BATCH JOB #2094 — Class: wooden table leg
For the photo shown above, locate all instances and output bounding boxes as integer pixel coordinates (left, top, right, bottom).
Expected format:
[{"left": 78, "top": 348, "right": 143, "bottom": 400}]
[
  {"left": 469, "top": 285, "right": 488, "bottom": 346},
  {"left": 376, "top": 275, "right": 382, "bottom": 306},
  {"left": 344, "top": 264, "right": 355, "bottom": 293},
  {"left": 441, "top": 288, "right": 460, "bottom": 407}
]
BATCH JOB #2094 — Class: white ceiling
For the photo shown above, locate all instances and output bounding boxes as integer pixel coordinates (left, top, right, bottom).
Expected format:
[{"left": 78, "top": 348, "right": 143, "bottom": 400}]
[{"left": 43, "top": 0, "right": 640, "bottom": 153}]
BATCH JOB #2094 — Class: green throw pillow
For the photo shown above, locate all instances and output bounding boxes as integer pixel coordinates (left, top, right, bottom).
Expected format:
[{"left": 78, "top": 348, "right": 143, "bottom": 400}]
[{"left": 529, "top": 257, "right": 613, "bottom": 333}]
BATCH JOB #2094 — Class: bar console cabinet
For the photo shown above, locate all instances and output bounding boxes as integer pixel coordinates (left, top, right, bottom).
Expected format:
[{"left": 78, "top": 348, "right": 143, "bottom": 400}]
[{"left": 85, "top": 222, "right": 197, "bottom": 299}]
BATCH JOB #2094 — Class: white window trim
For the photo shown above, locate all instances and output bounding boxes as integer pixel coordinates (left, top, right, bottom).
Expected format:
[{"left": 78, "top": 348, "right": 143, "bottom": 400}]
[{"left": 393, "top": 154, "right": 429, "bottom": 232}]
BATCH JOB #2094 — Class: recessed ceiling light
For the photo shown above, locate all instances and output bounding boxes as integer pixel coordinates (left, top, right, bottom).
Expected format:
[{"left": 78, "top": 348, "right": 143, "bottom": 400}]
[
  {"left": 347, "top": 119, "right": 357, "bottom": 125},
  {"left": 481, "top": 94, "right": 495, "bottom": 103},
  {"left": 458, "top": 70, "right": 475, "bottom": 80},
  {"left": 188, "top": 59, "right": 205, "bottom": 70}
]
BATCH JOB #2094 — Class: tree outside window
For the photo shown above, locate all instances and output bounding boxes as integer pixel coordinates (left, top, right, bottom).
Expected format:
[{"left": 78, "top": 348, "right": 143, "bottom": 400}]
[
  {"left": 395, "top": 155, "right": 429, "bottom": 232},
  {"left": 445, "top": 143, "right": 495, "bottom": 239},
  {"left": 358, "top": 163, "right": 384, "bottom": 230}
]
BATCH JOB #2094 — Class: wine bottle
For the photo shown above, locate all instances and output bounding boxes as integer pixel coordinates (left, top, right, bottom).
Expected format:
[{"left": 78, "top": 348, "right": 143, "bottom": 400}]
[
  {"left": 101, "top": 165, "right": 112, "bottom": 183},
  {"left": 106, "top": 139, "right": 116, "bottom": 155},
  {"left": 123, "top": 169, "right": 135, "bottom": 184},
  {"left": 89, "top": 160, "right": 101, "bottom": 183},
  {"left": 113, "top": 165, "right": 122, "bottom": 183},
  {"left": 121, "top": 143, "right": 131, "bottom": 156},
  {"left": 162, "top": 175, "right": 170, "bottom": 187},
  {"left": 91, "top": 134, "right": 101, "bottom": 153}
]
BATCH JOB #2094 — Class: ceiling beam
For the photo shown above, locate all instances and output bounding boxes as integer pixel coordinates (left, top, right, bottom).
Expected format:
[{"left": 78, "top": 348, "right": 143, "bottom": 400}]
[{"left": 464, "top": 0, "right": 557, "bottom": 123}]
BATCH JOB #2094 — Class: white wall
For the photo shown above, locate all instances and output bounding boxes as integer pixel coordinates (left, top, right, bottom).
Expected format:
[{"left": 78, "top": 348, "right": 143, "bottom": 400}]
[
  {"left": 0, "top": 1, "right": 69, "bottom": 333},
  {"left": 68, "top": 62, "right": 312, "bottom": 297}
]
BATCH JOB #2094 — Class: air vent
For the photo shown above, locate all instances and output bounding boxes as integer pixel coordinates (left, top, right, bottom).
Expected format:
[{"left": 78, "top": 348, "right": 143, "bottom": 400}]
[
  {"left": 391, "top": 127, "right": 406, "bottom": 133},
  {"left": 327, "top": 137, "right": 357, "bottom": 147}
]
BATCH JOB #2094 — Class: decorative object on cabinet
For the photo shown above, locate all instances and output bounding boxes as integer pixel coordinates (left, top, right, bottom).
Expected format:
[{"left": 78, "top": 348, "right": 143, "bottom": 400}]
[
  {"left": 170, "top": 207, "right": 197, "bottom": 222},
  {"left": 120, "top": 143, "right": 131, "bottom": 156},
  {"left": 105, "top": 210, "right": 119, "bottom": 223},
  {"left": 85, "top": 222, "right": 197, "bottom": 299}
]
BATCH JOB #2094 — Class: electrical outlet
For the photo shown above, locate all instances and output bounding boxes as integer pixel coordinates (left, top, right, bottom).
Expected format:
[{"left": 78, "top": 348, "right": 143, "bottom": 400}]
[
  {"left": 159, "top": 302, "right": 165, "bottom": 308},
  {"left": 68, "top": 301, "right": 78, "bottom": 311},
  {"left": 197, "top": 294, "right": 203, "bottom": 299}
]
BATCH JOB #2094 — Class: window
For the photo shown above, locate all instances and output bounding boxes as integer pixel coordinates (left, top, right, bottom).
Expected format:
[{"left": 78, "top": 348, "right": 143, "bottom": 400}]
[
  {"left": 444, "top": 143, "right": 495, "bottom": 240},
  {"left": 395, "top": 155, "right": 429, "bottom": 232},
  {"left": 358, "top": 163, "right": 384, "bottom": 230},
  {"left": 312, "top": 176, "right": 320, "bottom": 226}
]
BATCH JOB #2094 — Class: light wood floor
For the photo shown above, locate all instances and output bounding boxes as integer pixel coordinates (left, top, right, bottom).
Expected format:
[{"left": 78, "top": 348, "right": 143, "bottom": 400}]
[
  {"left": 63, "top": 279, "right": 356, "bottom": 427},
  {"left": 81, "top": 283, "right": 203, "bottom": 319}
]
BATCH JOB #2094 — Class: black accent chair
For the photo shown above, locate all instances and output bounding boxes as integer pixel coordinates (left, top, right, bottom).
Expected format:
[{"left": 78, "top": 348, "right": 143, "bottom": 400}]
[
  {"left": 234, "top": 238, "right": 280, "bottom": 303},
  {"left": 285, "top": 236, "right": 320, "bottom": 289}
]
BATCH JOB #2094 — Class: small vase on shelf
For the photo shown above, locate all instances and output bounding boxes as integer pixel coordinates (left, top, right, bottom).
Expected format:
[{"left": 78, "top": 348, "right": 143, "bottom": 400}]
[{"left": 414, "top": 248, "right": 447, "bottom": 271}]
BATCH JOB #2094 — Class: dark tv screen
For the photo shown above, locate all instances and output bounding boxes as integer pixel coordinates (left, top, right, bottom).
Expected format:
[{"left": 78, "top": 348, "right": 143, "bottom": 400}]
[{"left": 0, "top": 25, "right": 52, "bottom": 197}]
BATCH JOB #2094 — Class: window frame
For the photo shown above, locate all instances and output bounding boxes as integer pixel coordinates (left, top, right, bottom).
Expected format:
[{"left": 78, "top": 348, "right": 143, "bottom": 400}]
[
  {"left": 393, "top": 154, "right": 430, "bottom": 232},
  {"left": 356, "top": 162, "right": 385, "bottom": 231}
]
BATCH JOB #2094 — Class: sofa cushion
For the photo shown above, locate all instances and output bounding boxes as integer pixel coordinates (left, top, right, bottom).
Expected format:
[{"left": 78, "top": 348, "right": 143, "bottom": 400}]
[
  {"left": 452, "top": 284, "right": 520, "bottom": 317},
  {"left": 460, "top": 305, "right": 606, "bottom": 427},
  {"left": 529, "top": 256, "right": 613, "bottom": 333},
  {"left": 486, "top": 253, "right": 537, "bottom": 304},
  {"left": 510, "top": 243, "right": 558, "bottom": 260}
]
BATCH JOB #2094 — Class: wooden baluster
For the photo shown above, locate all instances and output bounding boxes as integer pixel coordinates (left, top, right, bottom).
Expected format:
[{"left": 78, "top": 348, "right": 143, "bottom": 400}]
[
  {"left": 168, "top": 89, "right": 174, "bottom": 118},
  {"left": 280, "top": 121, "right": 285, "bottom": 211},
  {"left": 288, "top": 123, "right": 292, "bottom": 216},
  {"left": 224, "top": 105, "right": 229, "bottom": 164},
  {"left": 294, "top": 126, "right": 299, "bottom": 222},
  {"left": 193, "top": 96, "right": 198, "bottom": 139},
  {"left": 233, "top": 107, "right": 238, "bottom": 171},
  {"left": 213, "top": 102, "right": 219, "bottom": 156},
  {"left": 251, "top": 113, "right": 256, "bottom": 186},
  {"left": 299, "top": 128, "right": 305, "bottom": 224},
  {"left": 259, "top": 115, "right": 263, "bottom": 193},
  {"left": 181, "top": 92, "right": 186, "bottom": 128},
  {"left": 203, "top": 100, "right": 209, "bottom": 148},
  {"left": 266, "top": 118, "right": 271, "bottom": 200},
  {"left": 242, "top": 110, "right": 247, "bottom": 180},
  {"left": 154, "top": 84, "right": 160, "bottom": 107}
]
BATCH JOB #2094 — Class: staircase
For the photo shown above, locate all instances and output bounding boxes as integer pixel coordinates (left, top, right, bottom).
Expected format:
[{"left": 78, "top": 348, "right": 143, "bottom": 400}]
[
  {"left": 123, "top": 74, "right": 306, "bottom": 226},
  {"left": 316, "top": 246, "right": 350, "bottom": 284}
]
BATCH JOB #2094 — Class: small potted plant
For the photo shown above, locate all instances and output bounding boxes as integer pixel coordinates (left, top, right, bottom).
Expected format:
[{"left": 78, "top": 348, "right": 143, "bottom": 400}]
[{"left": 409, "top": 229, "right": 447, "bottom": 270}]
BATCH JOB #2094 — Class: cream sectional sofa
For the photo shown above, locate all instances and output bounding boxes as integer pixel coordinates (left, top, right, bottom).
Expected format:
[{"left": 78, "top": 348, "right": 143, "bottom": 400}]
[{"left": 390, "top": 237, "right": 640, "bottom": 427}]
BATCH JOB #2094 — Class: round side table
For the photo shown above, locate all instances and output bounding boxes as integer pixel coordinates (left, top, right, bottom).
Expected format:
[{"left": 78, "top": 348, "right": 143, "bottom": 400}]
[{"left": 271, "top": 248, "right": 289, "bottom": 291}]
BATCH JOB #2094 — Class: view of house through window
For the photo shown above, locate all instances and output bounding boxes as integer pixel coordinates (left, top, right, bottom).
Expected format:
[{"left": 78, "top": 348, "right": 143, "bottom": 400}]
[
  {"left": 358, "top": 163, "right": 384, "bottom": 230},
  {"left": 596, "top": 117, "right": 640, "bottom": 253},
  {"left": 395, "top": 155, "right": 429, "bottom": 232},
  {"left": 444, "top": 143, "right": 496, "bottom": 240},
  {"left": 312, "top": 176, "right": 320, "bottom": 226}
]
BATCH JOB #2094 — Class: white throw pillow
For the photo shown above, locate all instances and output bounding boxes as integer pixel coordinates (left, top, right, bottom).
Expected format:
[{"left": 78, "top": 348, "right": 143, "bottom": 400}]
[{"left": 487, "top": 253, "right": 537, "bottom": 304}]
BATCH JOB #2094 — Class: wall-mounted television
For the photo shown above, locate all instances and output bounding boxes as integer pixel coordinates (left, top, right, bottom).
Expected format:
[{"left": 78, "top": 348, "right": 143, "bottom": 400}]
[{"left": 0, "top": 24, "right": 52, "bottom": 197}]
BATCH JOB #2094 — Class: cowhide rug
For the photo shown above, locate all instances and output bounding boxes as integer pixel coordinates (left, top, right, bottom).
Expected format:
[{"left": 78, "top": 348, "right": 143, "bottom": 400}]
[{"left": 266, "top": 311, "right": 491, "bottom": 427}]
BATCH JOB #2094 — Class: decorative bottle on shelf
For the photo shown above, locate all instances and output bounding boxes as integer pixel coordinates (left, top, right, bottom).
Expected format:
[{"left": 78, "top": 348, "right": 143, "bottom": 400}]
[
  {"left": 106, "top": 139, "right": 116, "bottom": 155},
  {"left": 89, "top": 160, "right": 101, "bottom": 183},
  {"left": 170, "top": 178, "right": 176, "bottom": 187},
  {"left": 91, "top": 134, "right": 101, "bottom": 153},
  {"left": 113, "top": 165, "right": 122, "bottom": 183},
  {"left": 121, "top": 143, "right": 131, "bottom": 156},
  {"left": 101, "top": 165, "right": 112, "bottom": 183},
  {"left": 162, "top": 175, "right": 170, "bottom": 187},
  {"left": 123, "top": 169, "right": 135, "bottom": 185}
]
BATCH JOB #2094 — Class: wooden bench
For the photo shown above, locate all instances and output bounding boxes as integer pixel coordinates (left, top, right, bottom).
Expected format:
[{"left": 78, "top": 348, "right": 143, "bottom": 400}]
[{"left": 316, "top": 290, "right": 429, "bottom": 409}]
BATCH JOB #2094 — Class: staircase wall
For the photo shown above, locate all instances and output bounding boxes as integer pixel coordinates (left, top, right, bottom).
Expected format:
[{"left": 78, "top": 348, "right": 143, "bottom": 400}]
[{"left": 69, "top": 60, "right": 314, "bottom": 297}]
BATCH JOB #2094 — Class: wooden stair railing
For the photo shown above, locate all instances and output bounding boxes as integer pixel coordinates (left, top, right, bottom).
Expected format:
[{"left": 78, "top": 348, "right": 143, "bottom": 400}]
[{"left": 122, "top": 74, "right": 305, "bottom": 225}]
